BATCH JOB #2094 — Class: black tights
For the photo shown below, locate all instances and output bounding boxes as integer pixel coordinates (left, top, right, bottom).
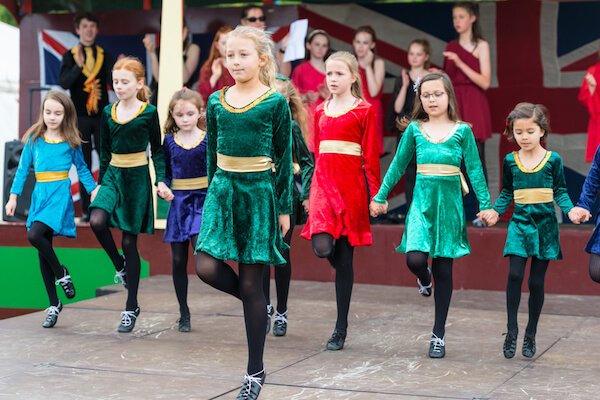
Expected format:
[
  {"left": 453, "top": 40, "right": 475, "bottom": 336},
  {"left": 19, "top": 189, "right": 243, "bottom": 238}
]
[
  {"left": 170, "top": 234, "right": 197, "bottom": 317},
  {"left": 195, "top": 252, "right": 265, "bottom": 375},
  {"left": 406, "top": 251, "right": 454, "bottom": 338},
  {"left": 262, "top": 228, "right": 294, "bottom": 314},
  {"left": 506, "top": 256, "right": 549, "bottom": 336},
  {"left": 589, "top": 254, "right": 600, "bottom": 283},
  {"left": 311, "top": 233, "right": 354, "bottom": 332},
  {"left": 28, "top": 222, "right": 65, "bottom": 307},
  {"left": 89, "top": 208, "right": 140, "bottom": 311}
]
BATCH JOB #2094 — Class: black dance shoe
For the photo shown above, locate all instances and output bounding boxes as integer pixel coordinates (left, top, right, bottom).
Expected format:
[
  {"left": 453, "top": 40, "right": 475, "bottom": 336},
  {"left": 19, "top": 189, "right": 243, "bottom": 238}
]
[
  {"left": 522, "top": 333, "right": 536, "bottom": 358},
  {"left": 178, "top": 313, "right": 191, "bottom": 332},
  {"left": 118, "top": 307, "right": 140, "bottom": 333},
  {"left": 326, "top": 329, "right": 347, "bottom": 351},
  {"left": 272, "top": 311, "right": 288, "bottom": 337},
  {"left": 503, "top": 330, "right": 518, "bottom": 359},
  {"left": 55, "top": 267, "right": 76, "bottom": 299},
  {"left": 428, "top": 333, "right": 446, "bottom": 358},
  {"left": 42, "top": 301, "right": 63, "bottom": 328},
  {"left": 235, "top": 370, "right": 265, "bottom": 400}
]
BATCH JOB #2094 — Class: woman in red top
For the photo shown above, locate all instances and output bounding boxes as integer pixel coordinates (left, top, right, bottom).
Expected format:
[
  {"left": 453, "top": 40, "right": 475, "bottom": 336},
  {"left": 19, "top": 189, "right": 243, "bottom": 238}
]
[
  {"left": 301, "top": 51, "right": 380, "bottom": 351},
  {"left": 353, "top": 26, "right": 385, "bottom": 156},
  {"left": 579, "top": 53, "right": 600, "bottom": 162},
  {"left": 291, "top": 29, "right": 330, "bottom": 152},
  {"left": 196, "top": 26, "right": 234, "bottom": 105}
]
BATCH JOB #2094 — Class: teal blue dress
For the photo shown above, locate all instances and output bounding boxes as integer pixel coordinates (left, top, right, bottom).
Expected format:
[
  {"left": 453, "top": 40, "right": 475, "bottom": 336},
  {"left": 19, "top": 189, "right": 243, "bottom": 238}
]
[
  {"left": 374, "top": 121, "right": 491, "bottom": 258},
  {"left": 10, "top": 136, "right": 97, "bottom": 238}
]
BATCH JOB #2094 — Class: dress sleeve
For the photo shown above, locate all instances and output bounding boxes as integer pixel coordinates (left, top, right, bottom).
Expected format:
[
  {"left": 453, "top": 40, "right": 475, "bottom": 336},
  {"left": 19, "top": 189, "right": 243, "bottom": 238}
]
[
  {"left": 578, "top": 66, "right": 595, "bottom": 114},
  {"left": 73, "top": 145, "right": 97, "bottom": 193},
  {"left": 461, "top": 124, "right": 492, "bottom": 210},
  {"left": 361, "top": 105, "right": 381, "bottom": 202},
  {"left": 273, "top": 96, "right": 293, "bottom": 215},
  {"left": 205, "top": 97, "right": 217, "bottom": 185},
  {"left": 149, "top": 108, "right": 166, "bottom": 184},
  {"left": 292, "top": 123, "right": 314, "bottom": 201},
  {"left": 163, "top": 137, "right": 172, "bottom": 188},
  {"left": 98, "top": 108, "right": 111, "bottom": 184},
  {"left": 10, "top": 139, "right": 34, "bottom": 196},
  {"left": 551, "top": 154, "right": 574, "bottom": 214},
  {"left": 577, "top": 147, "right": 600, "bottom": 211},
  {"left": 59, "top": 50, "right": 82, "bottom": 90},
  {"left": 493, "top": 156, "right": 514, "bottom": 215},
  {"left": 373, "top": 122, "right": 415, "bottom": 204}
]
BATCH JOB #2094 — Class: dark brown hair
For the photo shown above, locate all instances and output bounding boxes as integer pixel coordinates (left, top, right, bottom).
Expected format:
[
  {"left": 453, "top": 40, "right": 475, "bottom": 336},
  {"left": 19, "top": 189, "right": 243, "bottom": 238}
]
[
  {"left": 354, "top": 26, "right": 378, "bottom": 68},
  {"left": 24, "top": 90, "right": 81, "bottom": 148},
  {"left": 408, "top": 38, "right": 432, "bottom": 70},
  {"left": 164, "top": 88, "right": 206, "bottom": 134},
  {"left": 503, "top": 102, "right": 550, "bottom": 144},
  {"left": 73, "top": 12, "right": 99, "bottom": 29},
  {"left": 240, "top": 5, "right": 264, "bottom": 20},
  {"left": 453, "top": 2, "right": 484, "bottom": 45},
  {"left": 305, "top": 29, "right": 331, "bottom": 61}
]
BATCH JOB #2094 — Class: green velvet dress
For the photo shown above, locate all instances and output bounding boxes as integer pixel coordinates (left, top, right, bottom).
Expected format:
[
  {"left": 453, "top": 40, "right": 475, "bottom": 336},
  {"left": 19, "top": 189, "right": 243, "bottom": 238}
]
[
  {"left": 374, "top": 120, "right": 491, "bottom": 258},
  {"left": 90, "top": 102, "right": 165, "bottom": 234},
  {"left": 493, "top": 151, "right": 574, "bottom": 260},
  {"left": 291, "top": 120, "right": 314, "bottom": 226},
  {"left": 196, "top": 87, "right": 293, "bottom": 266}
]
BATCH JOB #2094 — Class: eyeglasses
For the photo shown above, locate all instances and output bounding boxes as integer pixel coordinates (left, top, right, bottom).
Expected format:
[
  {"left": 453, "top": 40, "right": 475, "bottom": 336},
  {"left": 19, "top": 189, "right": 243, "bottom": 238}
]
[
  {"left": 420, "top": 92, "right": 446, "bottom": 101},
  {"left": 245, "top": 16, "right": 266, "bottom": 23}
]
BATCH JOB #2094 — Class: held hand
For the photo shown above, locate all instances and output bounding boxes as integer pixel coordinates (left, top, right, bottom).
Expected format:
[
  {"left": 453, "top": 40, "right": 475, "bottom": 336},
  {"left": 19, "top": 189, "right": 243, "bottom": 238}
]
[
  {"left": 401, "top": 69, "right": 410, "bottom": 88},
  {"left": 279, "top": 214, "right": 291, "bottom": 237},
  {"left": 302, "top": 199, "right": 309, "bottom": 214},
  {"left": 75, "top": 44, "right": 85, "bottom": 68},
  {"left": 585, "top": 73, "right": 597, "bottom": 88},
  {"left": 90, "top": 186, "right": 100, "bottom": 203},
  {"left": 568, "top": 206, "right": 591, "bottom": 224},
  {"left": 363, "top": 50, "right": 375, "bottom": 67},
  {"left": 369, "top": 200, "right": 388, "bottom": 217},
  {"left": 477, "top": 209, "right": 499, "bottom": 227},
  {"left": 142, "top": 34, "right": 155, "bottom": 53},
  {"left": 157, "top": 182, "right": 174, "bottom": 201},
  {"left": 5, "top": 195, "right": 17, "bottom": 217}
]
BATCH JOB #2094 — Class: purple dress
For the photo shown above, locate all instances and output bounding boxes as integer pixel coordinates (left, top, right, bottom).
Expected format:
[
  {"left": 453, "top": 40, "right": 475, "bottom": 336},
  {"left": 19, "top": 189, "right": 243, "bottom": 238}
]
[{"left": 163, "top": 132, "right": 207, "bottom": 243}]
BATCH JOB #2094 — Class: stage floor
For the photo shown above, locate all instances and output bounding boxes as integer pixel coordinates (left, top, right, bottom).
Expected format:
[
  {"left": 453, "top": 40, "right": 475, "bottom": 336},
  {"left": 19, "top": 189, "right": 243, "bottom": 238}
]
[{"left": 1, "top": 276, "right": 599, "bottom": 399}]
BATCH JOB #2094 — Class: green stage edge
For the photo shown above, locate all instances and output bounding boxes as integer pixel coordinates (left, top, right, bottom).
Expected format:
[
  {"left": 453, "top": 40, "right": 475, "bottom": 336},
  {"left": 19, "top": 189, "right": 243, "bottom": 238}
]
[{"left": 1, "top": 247, "right": 149, "bottom": 309}]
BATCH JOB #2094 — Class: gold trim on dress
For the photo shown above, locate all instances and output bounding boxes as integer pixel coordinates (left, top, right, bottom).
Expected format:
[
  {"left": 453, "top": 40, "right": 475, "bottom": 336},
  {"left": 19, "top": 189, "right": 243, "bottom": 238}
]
[
  {"left": 418, "top": 121, "right": 460, "bottom": 144},
  {"left": 171, "top": 176, "right": 208, "bottom": 190},
  {"left": 41, "top": 135, "right": 65, "bottom": 144},
  {"left": 219, "top": 87, "right": 274, "bottom": 113},
  {"left": 174, "top": 130, "right": 206, "bottom": 150},
  {"left": 109, "top": 152, "right": 148, "bottom": 168},
  {"left": 417, "top": 163, "right": 469, "bottom": 195},
  {"left": 514, "top": 151, "right": 552, "bottom": 174},
  {"left": 217, "top": 153, "right": 274, "bottom": 173},
  {"left": 35, "top": 171, "right": 69, "bottom": 182},
  {"left": 319, "top": 140, "right": 362, "bottom": 156},
  {"left": 111, "top": 102, "right": 148, "bottom": 125},
  {"left": 514, "top": 188, "right": 554, "bottom": 204},
  {"left": 323, "top": 98, "right": 362, "bottom": 118}
]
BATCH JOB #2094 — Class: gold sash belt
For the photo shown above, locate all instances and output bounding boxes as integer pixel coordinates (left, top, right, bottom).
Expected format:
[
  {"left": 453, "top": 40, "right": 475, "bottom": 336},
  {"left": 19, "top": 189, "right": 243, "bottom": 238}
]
[
  {"left": 109, "top": 152, "right": 148, "bottom": 168},
  {"left": 514, "top": 188, "right": 553, "bottom": 204},
  {"left": 319, "top": 140, "right": 362, "bottom": 156},
  {"left": 217, "top": 153, "right": 274, "bottom": 173},
  {"left": 36, "top": 171, "right": 69, "bottom": 182},
  {"left": 417, "top": 164, "right": 469, "bottom": 195},
  {"left": 171, "top": 176, "right": 208, "bottom": 190}
]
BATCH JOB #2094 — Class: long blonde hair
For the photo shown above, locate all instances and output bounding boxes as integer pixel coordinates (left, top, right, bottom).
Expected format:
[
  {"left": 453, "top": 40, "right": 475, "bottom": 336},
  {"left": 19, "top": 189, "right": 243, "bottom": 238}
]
[
  {"left": 228, "top": 26, "right": 276, "bottom": 87},
  {"left": 23, "top": 90, "right": 81, "bottom": 148},
  {"left": 113, "top": 56, "right": 151, "bottom": 102},
  {"left": 163, "top": 88, "right": 206, "bottom": 134},
  {"left": 325, "top": 51, "right": 364, "bottom": 100},
  {"left": 275, "top": 77, "right": 309, "bottom": 144}
]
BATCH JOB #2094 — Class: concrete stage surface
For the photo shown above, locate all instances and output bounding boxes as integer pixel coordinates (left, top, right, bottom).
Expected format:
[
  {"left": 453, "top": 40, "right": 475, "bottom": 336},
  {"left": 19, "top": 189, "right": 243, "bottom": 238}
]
[{"left": 1, "top": 276, "right": 599, "bottom": 399}]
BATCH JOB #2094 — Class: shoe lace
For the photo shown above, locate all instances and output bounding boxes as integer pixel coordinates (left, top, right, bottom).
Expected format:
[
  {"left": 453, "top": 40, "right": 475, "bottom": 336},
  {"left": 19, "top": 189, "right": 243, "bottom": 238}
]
[
  {"left": 417, "top": 279, "right": 432, "bottom": 295},
  {"left": 266, "top": 304, "right": 273, "bottom": 317},
  {"left": 274, "top": 311, "right": 287, "bottom": 325},
  {"left": 114, "top": 269, "right": 126, "bottom": 285},
  {"left": 240, "top": 370, "right": 264, "bottom": 398},
  {"left": 45, "top": 305, "right": 61, "bottom": 318},
  {"left": 431, "top": 334, "right": 445, "bottom": 352},
  {"left": 503, "top": 332, "right": 517, "bottom": 350},
  {"left": 120, "top": 310, "right": 137, "bottom": 327},
  {"left": 55, "top": 274, "right": 72, "bottom": 289}
]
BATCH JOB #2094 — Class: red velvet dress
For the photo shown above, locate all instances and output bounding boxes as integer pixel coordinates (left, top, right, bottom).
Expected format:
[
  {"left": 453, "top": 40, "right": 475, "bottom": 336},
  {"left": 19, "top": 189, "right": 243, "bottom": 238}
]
[
  {"left": 292, "top": 61, "right": 326, "bottom": 152},
  {"left": 359, "top": 65, "right": 384, "bottom": 155},
  {"left": 579, "top": 62, "right": 600, "bottom": 162},
  {"left": 300, "top": 99, "right": 381, "bottom": 246},
  {"left": 196, "top": 61, "right": 235, "bottom": 105},
  {"left": 443, "top": 41, "right": 492, "bottom": 142}
]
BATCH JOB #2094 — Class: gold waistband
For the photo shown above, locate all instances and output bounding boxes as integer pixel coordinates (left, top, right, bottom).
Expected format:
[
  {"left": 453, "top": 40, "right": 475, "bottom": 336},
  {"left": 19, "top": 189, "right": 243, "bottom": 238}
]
[
  {"left": 35, "top": 171, "right": 69, "bottom": 182},
  {"left": 171, "top": 176, "right": 208, "bottom": 190},
  {"left": 292, "top": 162, "right": 301, "bottom": 175},
  {"left": 417, "top": 164, "right": 469, "bottom": 195},
  {"left": 109, "top": 152, "right": 148, "bottom": 168},
  {"left": 217, "top": 153, "right": 274, "bottom": 173},
  {"left": 319, "top": 140, "right": 362, "bottom": 156},
  {"left": 514, "top": 188, "right": 554, "bottom": 204}
]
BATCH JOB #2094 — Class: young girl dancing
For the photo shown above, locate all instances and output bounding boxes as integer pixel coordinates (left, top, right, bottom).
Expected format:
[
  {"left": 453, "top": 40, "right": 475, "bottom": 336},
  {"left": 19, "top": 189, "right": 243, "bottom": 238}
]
[
  {"left": 482, "top": 103, "right": 580, "bottom": 358},
  {"left": 370, "top": 72, "right": 493, "bottom": 358},
  {"left": 301, "top": 51, "right": 381, "bottom": 351},
  {"left": 263, "top": 75, "right": 314, "bottom": 337},
  {"left": 5, "top": 91, "right": 97, "bottom": 328},
  {"left": 89, "top": 57, "right": 172, "bottom": 333},
  {"left": 194, "top": 26, "right": 292, "bottom": 400},
  {"left": 163, "top": 88, "right": 207, "bottom": 332}
]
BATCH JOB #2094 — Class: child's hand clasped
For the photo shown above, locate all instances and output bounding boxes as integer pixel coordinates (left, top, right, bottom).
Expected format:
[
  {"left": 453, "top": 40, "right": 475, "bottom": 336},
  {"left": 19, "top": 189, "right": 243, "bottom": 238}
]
[
  {"left": 568, "top": 206, "right": 591, "bottom": 224},
  {"left": 477, "top": 209, "right": 499, "bottom": 227},
  {"left": 369, "top": 200, "right": 388, "bottom": 217},
  {"left": 157, "top": 182, "right": 174, "bottom": 201}
]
